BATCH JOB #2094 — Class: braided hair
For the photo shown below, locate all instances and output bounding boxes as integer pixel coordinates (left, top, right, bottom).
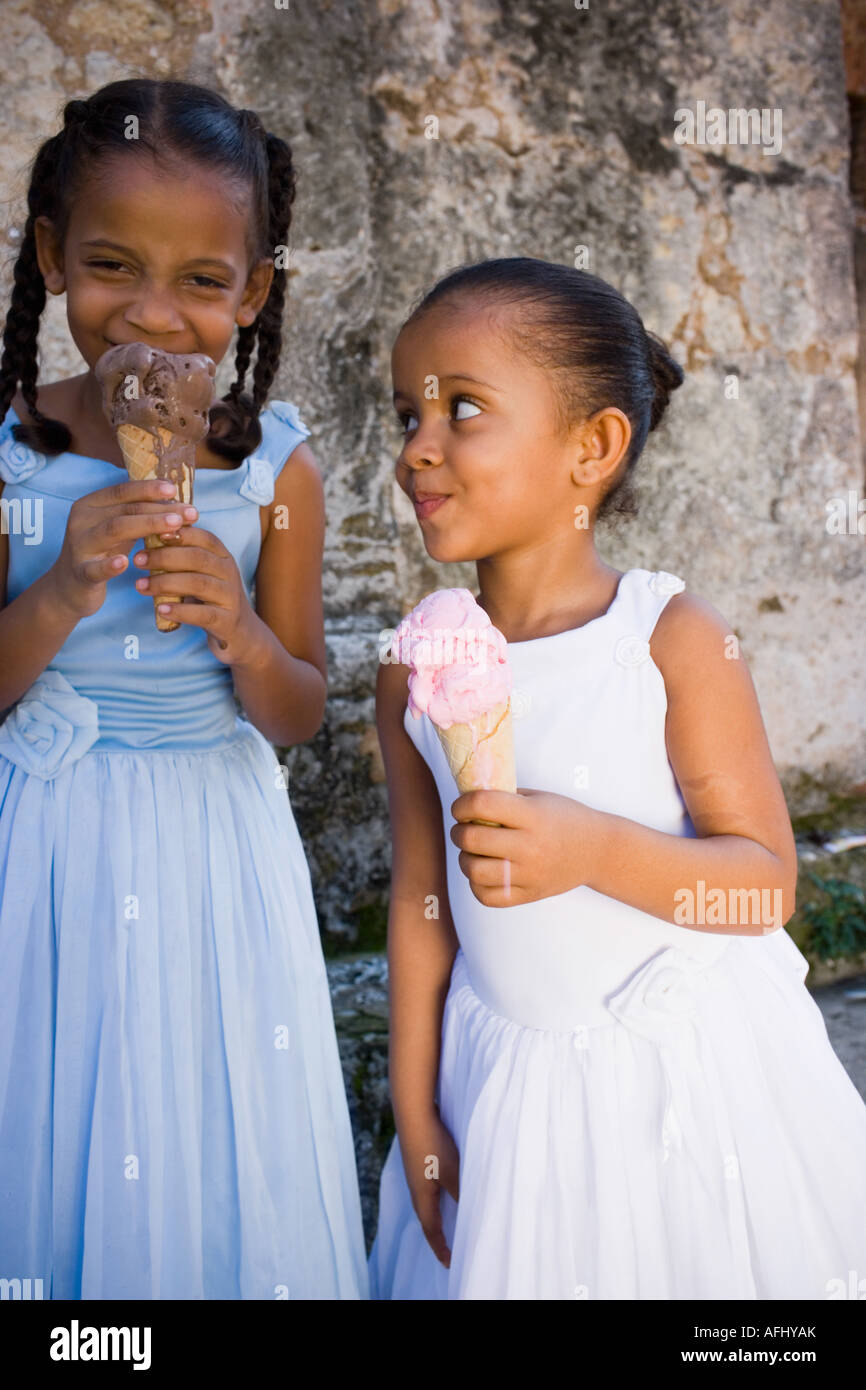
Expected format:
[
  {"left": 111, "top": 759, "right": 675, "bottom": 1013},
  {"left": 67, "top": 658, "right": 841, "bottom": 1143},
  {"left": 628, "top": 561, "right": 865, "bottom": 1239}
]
[{"left": 0, "top": 79, "right": 297, "bottom": 463}]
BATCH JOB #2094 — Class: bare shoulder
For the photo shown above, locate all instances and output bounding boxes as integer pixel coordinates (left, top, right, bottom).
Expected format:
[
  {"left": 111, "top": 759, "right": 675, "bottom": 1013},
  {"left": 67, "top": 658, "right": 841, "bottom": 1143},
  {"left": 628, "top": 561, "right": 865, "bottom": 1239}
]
[
  {"left": 261, "top": 439, "right": 324, "bottom": 544},
  {"left": 376, "top": 650, "right": 410, "bottom": 723},
  {"left": 272, "top": 439, "right": 323, "bottom": 505},
  {"left": 11, "top": 378, "right": 74, "bottom": 423},
  {"left": 271, "top": 439, "right": 322, "bottom": 505},
  {"left": 277, "top": 438, "right": 321, "bottom": 480},
  {"left": 649, "top": 589, "right": 740, "bottom": 683}
]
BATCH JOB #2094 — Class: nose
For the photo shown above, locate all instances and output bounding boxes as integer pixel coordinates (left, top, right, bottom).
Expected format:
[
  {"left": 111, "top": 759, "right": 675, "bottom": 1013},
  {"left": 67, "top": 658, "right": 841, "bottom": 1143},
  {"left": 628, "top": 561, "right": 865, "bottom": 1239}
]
[
  {"left": 399, "top": 421, "right": 445, "bottom": 473},
  {"left": 122, "top": 283, "right": 186, "bottom": 340}
]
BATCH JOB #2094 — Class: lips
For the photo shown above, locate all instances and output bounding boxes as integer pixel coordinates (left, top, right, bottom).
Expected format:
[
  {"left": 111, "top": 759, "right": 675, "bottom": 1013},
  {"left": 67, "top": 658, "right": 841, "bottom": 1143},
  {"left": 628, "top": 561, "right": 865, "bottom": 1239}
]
[{"left": 412, "top": 489, "right": 450, "bottom": 519}]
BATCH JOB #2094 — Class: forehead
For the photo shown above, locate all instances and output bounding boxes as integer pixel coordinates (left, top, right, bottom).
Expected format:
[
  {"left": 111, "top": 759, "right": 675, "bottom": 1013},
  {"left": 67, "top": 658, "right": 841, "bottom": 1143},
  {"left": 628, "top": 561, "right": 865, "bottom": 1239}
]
[
  {"left": 392, "top": 298, "right": 527, "bottom": 379},
  {"left": 68, "top": 154, "right": 254, "bottom": 260}
]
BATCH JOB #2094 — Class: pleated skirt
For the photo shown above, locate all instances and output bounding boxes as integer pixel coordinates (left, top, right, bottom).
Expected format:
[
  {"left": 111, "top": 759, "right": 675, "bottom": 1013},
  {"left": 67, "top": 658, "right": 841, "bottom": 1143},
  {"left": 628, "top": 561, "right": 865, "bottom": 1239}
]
[
  {"left": 369, "top": 930, "right": 866, "bottom": 1299},
  {"left": 0, "top": 720, "right": 368, "bottom": 1299}
]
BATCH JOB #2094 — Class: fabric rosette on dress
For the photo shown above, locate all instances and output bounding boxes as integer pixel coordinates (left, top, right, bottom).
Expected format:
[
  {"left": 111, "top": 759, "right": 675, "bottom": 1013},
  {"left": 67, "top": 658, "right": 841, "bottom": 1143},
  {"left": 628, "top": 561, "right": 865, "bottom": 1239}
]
[
  {"left": 606, "top": 945, "right": 720, "bottom": 1161},
  {"left": 0, "top": 669, "right": 100, "bottom": 780},
  {"left": 0, "top": 426, "right": 48, "bottom": 484},
  {"left": 238, "top": 455, "right": 276, "bottom": 507}
]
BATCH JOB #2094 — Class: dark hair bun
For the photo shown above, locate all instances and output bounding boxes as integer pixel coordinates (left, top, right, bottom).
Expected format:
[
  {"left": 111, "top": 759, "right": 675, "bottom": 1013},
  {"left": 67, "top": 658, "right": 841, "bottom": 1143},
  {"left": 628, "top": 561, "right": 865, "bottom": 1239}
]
[{"left": 645, "top": 330, "right": 684, "bottom": 430}]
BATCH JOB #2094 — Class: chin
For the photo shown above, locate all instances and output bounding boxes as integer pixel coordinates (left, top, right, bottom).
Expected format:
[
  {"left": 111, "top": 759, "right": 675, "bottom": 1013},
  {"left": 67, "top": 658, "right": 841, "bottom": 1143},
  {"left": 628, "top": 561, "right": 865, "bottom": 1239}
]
[{"left": 421, "top": 533, "right": 480, "bottom": 564}]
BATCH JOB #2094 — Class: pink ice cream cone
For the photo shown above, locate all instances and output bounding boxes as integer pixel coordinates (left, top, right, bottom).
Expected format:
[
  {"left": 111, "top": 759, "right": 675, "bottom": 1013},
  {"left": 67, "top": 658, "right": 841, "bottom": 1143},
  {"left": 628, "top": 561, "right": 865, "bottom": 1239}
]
[{"left": 392, "top": 588, "right": 516, "bottom": 826}]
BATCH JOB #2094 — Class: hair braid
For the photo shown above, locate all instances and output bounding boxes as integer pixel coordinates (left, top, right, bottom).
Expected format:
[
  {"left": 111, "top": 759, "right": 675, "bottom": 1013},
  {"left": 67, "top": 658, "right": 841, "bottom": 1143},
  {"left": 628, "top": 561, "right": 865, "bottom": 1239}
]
[
  {"left": 207, "top": 120, "right": 298, "bottom": 462},
  {"left": 252, "top": 131, "right": 297, "bottom": 405},
  {"left": 0, "top": 130, "right": 74, "bottom": 453}
]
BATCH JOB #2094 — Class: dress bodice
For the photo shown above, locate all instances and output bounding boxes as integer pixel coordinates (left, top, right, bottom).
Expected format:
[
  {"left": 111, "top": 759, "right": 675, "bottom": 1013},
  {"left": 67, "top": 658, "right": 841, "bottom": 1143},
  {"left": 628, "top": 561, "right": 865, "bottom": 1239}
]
[
  {"left": 403, "top": 568, "right": 733, "bottom": 1029},
  {"left": 0, "top": 400, "right": 311, "bottom": 752}
]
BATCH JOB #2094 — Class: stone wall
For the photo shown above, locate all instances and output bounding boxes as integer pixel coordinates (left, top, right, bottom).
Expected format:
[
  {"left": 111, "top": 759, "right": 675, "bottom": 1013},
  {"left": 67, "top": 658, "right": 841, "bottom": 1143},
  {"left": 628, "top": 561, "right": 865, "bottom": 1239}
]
[{"left": 1, "top": 0, "right": 864, "bottom": 947}]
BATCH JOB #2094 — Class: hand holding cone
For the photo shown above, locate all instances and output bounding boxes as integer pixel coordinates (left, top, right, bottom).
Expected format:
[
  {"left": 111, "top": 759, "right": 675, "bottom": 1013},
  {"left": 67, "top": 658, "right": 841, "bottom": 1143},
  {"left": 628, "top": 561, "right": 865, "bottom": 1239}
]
[{"left": 95, "top": 344, "right": 216, "bottom": 632}]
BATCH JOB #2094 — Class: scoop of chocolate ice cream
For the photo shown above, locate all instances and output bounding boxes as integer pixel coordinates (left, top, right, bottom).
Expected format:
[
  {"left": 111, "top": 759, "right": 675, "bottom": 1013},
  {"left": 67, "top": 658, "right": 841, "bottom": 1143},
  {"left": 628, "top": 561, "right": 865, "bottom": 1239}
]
[{"left": 95, "top": 343, "right": 216, "bottom": 440}]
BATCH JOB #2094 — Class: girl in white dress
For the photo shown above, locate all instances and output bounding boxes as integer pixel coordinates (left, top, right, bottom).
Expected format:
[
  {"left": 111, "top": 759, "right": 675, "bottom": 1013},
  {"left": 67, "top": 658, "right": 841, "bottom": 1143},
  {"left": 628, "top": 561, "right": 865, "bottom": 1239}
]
[{"left": 368, "top": 256, "right": 866, "bottom": 1300}]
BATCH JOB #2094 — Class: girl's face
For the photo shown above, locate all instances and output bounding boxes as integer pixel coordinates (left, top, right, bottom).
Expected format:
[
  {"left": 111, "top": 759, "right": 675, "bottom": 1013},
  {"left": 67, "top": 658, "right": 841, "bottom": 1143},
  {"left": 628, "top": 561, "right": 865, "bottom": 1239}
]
[
  {"left": 391, "top": 300, "right": 625, "bottom": 565},
  {"left": 35, "top": 154, "right": 274, "bottom": 369}
]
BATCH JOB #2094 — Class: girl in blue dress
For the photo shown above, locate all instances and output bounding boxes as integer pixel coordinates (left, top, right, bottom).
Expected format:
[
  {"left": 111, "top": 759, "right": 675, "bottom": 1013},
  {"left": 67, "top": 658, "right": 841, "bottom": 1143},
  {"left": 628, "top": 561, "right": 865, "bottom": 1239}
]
[{"left": 0, "top": 79, "right": 367, "bottom": 1299}]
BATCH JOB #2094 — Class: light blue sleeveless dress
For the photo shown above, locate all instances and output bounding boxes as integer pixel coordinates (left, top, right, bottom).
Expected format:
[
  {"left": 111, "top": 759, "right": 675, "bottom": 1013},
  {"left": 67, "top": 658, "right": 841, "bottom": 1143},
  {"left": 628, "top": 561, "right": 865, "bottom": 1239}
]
[{"left": 0, "top": 401, "right": 368, "bottom": 1299}]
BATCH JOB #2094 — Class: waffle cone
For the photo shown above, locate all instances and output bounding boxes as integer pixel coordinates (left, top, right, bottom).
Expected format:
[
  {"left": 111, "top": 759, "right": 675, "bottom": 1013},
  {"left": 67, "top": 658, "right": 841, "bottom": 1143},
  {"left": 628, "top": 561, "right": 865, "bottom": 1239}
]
[
  {"left": 116, "top": 423, "right": 194, "bottom": 633},
  {"left": 434, "top": 698, "right": 516, "bottom": 826}
]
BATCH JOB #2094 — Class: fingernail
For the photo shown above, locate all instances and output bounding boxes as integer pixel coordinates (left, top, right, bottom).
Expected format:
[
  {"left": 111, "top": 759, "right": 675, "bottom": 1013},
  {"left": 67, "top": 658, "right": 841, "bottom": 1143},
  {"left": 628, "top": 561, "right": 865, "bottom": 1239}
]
[
  {"left": 135, "top": 578, "right": 148, "bottom": 589},
  {"left": 159, "top": 482, "right": 175, "bottom": 495},
  {"left": 164, "top": 513, "right": 181, "bottom": 525},
  {"left": 134, "top": 553, "right": 146, "bottom": 566},
  {"left": 157, "top": 604, "right": 172, "bottom": 614},
  {"left": 183, "top": 506, "right": 197, "bottom": 518}
]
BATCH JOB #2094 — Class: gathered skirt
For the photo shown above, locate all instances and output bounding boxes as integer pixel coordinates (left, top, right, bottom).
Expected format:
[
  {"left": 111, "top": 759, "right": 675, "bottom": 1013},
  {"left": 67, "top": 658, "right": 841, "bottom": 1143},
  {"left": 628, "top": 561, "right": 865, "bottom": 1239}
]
[
  {"left": 0, "top": 719, "right": 368, "bottom": 1299},
  {"left": 369, "top": 930, "right": 866, "bottom": 1299}
]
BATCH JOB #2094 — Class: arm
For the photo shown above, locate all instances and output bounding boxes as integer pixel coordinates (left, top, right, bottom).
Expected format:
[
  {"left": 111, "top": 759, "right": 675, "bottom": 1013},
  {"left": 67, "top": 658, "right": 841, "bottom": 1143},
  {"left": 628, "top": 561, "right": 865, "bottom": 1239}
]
[
  {"left": 378, "top": 655, "right": 459, "bottom": 1133},
  {"left": 378, "top": 654, "right": 461, "bottom": 1264},
  {"left": 229, "top": 442, "right": 327, "bottom": 746},
  {"left": 451, "top": 593, "right": 798, "bottom": 937},
  {"left": 0, "top": 480, "right": 93, "bottom": 714},
  {"left": 587, "top": 593, "right": 798, "bottom": 934}
]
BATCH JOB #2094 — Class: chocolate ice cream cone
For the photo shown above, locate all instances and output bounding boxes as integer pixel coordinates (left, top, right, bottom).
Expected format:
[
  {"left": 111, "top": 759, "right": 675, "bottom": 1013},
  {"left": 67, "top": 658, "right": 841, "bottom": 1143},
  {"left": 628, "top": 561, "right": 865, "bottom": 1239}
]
[
  {"left": 116, "top": 423, "right": 192, "bottom": 632},
  {"left": 95, "top": 343, "right": 215, "bottom": 635}
]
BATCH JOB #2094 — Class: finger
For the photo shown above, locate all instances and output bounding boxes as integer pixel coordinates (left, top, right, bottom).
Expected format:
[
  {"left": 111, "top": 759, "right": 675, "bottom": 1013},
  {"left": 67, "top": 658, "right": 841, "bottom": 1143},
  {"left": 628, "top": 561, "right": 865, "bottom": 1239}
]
[
  {"left": 156, "top": 524, "right": 228, "bottom": 558},
  {"left": 86, "top": 478, "right": 190, "bottom": 508},
  {"left": 103, "top": 500, "right": 199, "bottom": 521},
  {"left": 451, "top": 820, "right": 521, "bottom": 859},
  {"left": 136, "top": 571, "right": 230, "bottom": 606},
  {"left": 134, "top": 507, "right": 199, "bottom": 540},
  {"left": 457, "top": 849, "right": 518, "bottom": 889},
  {"left": 418, "top": 1193, "right": 452, "bottom": 1269},
  {"left": 439, "top": 1160, "right": 461, "bottom": 1205},
  {"left": 90, "top": 508, "right": 200, "bottom": 554},
  {"left": 471, "top": 882, "right": 523, "bottom": 909},
  {"left": 148, "top": 600, "right": 229, "bottom": 637},
  {"left": 450, "top": 789, "right": 529, "bottom": 828},
  {"left": 80, "top": 553, "right": 131, "bottom": 583},
  {"left": 131, "top": 538, "right": 224, "bottom": 572}
]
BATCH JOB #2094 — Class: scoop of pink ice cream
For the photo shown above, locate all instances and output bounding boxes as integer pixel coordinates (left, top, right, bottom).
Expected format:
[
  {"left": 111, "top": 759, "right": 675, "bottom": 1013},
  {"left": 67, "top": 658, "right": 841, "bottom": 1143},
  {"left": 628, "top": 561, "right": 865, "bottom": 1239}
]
[{"left": 392, "top": 588, "right": 512, "bottom": 728}]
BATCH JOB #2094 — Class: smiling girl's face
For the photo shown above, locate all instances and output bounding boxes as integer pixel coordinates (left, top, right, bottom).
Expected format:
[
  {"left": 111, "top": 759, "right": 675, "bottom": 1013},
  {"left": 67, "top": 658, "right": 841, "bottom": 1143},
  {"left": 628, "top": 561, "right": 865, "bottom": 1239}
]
[
  {"left": 391, "top": 298, "right": 624, "bottom": 565},
  {"left": 34, "top": 153, "right": 273, "bottom": 370}
]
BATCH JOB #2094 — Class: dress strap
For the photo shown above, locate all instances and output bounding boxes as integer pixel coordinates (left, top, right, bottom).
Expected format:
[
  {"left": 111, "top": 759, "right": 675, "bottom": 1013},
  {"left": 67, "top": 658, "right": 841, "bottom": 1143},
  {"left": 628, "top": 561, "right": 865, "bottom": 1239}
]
[
  {"left": 235, "top": 399, "right": 312, "bottom": 507},
  {"left": 619, "top": 569, "right": 686, "bottom": 641}
]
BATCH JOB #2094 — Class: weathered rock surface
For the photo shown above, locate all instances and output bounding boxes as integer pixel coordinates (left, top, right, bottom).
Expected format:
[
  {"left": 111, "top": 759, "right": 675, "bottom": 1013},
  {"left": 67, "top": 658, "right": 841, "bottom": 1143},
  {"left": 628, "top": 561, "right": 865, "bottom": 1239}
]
[{"left": 1, "top": 0, "right": 862, "bottom": 951}]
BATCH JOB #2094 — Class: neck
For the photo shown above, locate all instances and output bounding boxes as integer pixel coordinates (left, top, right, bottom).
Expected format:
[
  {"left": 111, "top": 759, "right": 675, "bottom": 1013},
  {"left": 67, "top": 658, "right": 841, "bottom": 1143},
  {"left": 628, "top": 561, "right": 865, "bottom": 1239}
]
[
  {"left": 74, "top": 371, "right": 127, "bottom": 466},
  {"left": 475, "top": 539, "right": 621, "bottom": 643}
]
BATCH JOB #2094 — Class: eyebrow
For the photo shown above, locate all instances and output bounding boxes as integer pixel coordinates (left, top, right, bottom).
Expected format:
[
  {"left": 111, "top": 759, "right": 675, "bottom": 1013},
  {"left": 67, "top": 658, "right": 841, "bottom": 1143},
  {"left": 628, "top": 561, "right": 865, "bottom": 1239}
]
[
  {"left": 392, "top": 372, "right": 503, "bottom": 403},
  {"left": 80, "top": 240, "right": 237, "bottom": 275}
]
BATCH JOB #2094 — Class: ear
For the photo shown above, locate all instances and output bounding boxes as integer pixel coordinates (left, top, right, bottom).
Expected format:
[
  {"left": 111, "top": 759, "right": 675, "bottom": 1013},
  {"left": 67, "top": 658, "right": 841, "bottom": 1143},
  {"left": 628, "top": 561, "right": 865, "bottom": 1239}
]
[
  {"left": 570, "top": 407, "right": 631, "bottom": 487},
  {"left": 34, "top": 216, "right": 66, "bottom": 295},
  {"left": 237, "top": 256, "right": 275, "bottom": 328}
]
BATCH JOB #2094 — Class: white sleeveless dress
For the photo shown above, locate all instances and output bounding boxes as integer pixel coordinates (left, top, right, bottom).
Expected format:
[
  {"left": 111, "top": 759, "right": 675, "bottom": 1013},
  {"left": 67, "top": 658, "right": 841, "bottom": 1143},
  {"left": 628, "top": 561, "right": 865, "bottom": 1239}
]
[{"left": 368, "top": 568, "right": 866, "bottom": 1300}]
